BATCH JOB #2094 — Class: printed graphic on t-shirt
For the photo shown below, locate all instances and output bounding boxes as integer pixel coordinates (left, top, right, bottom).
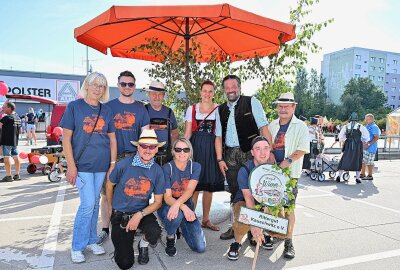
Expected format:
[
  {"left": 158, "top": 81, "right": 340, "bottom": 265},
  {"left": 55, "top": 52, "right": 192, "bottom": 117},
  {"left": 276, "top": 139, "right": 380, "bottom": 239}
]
[
  {"left": 114, "top": 112, "right": 135, "bottom": 130},
  {"left": 171, "top": 177, "right": 190, "bottom": 198},
  {"left": 123, "top": 176, "right": 151, "bottom": 199},
  {"left": 149, "top": 118, "right": 168, "bottom": 131},
  {"left": 273, "top": 130, "right": 285, "bottom": 151},
  {"left": 83, "top": 114, "right": 106, "bottom": 133}
]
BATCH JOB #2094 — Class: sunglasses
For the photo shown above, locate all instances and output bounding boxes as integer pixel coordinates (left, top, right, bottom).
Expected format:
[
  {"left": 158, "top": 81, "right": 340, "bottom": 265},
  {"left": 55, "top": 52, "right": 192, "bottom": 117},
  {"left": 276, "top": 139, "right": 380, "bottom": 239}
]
[
  {"left": 119, "top": 82, "right": 135, "bottom": 88},
  {"left": 174, "top": 147, "right": 190, "bottom": 153},
  {"left": 139, "top": 144, "right": 158, "bottom": 150}
]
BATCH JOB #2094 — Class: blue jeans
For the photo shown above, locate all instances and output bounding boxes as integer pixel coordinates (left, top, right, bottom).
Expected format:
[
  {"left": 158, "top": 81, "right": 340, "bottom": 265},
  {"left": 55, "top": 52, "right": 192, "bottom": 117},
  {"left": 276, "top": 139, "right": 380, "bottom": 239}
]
[
  {"left": 72, "top": 172, "right": 106, "bottom": 251},
  {"left": 157, "top": 202, "right": 206, "bottom": 253}
]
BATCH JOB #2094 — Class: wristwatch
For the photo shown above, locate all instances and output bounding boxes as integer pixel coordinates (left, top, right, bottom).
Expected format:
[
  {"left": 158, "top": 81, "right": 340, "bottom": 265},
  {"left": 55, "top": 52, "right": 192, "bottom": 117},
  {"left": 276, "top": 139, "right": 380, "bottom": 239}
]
[
  {"left": 140, "top": 210, "right": 147, "bottom": 217},
  {"left": 286, "top": 157, "right": 293, "bottom": 164}
]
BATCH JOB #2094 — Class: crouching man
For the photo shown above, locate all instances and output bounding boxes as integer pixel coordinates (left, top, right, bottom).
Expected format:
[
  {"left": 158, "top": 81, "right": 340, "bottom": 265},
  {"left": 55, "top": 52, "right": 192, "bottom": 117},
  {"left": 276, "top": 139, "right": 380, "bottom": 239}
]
[
  {"left": 227, "top": 136, "right": 274, "bottom": 260},
  {"left": 106, "top": 129, "right": 166, "bottom": 269}
]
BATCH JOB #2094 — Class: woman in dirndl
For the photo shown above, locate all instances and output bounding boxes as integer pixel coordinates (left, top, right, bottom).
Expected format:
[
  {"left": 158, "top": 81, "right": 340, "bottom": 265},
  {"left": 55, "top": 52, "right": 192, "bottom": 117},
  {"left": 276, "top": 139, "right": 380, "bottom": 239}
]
[{"left": 184, "top": 80, "right": 224, "bottom": 231}]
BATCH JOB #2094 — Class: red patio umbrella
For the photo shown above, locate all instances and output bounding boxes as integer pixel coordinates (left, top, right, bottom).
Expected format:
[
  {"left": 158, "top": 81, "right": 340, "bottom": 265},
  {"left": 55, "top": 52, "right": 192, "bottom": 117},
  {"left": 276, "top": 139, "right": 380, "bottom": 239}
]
[{"left": 74, "top": 3, "right": 296, "bottom": 86}]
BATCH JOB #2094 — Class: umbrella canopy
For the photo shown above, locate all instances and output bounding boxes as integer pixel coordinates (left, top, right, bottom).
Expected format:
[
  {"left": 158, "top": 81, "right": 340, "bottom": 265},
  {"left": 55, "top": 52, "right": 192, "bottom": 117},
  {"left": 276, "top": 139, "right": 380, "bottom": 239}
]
[{"left": 74, "top": 3, "right": 296, "bottom": 63}]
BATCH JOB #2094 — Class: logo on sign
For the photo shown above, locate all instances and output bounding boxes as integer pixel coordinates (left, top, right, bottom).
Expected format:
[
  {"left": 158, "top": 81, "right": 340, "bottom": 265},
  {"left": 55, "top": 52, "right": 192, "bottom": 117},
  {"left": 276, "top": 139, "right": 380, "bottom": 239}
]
[
  {"left": 254, "top": 173, "right": 284, "bottom": 206},
  {"left": 58, "top": 83, "right": 77, "bottom": 102}
]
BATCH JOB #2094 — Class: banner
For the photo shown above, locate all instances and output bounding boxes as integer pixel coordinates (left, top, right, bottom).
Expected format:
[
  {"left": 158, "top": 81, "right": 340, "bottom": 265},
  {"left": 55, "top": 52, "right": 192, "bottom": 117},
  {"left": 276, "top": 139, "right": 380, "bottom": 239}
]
[
  {"left": 239, "top": 207, "right": 288, "bottom": 235},
  {"left": 0, "top": 75, "right": 80, "bottom": 102}
]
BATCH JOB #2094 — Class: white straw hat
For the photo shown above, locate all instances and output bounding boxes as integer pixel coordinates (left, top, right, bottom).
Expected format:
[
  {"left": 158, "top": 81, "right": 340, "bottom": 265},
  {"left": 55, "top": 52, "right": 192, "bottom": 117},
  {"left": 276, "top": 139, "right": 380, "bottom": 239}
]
[
  {"left": 130, "top": 129, "right": 166, "bottom": 147},
  {"left": 275, "top": 92, "right": 297, "bottom": 104},
  {"left": 143, "top": 81, "right": 166, "bottom": 92}
]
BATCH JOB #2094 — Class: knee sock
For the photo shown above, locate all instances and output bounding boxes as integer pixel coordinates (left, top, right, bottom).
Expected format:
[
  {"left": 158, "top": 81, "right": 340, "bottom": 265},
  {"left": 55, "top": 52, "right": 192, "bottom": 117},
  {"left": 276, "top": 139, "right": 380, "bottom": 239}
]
[
  {"left": 338, "top": 170, "right": 343, "bottom": 177},
  {"left": 356, "top": 171, "right": 360, "bottom": 179}
]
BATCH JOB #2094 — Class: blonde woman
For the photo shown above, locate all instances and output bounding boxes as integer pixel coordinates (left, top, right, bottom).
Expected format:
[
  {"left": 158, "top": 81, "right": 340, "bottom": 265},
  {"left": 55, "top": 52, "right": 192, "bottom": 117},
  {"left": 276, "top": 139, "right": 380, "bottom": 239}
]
[
  {"left": 158, "top": 138, "right": 206, "bottom": 257},
  {"left": 60, "top": 72, "right": 117, "bottom": 263},
  {"left": 25, "top": 107, "right": 38, "bottom": 145}
]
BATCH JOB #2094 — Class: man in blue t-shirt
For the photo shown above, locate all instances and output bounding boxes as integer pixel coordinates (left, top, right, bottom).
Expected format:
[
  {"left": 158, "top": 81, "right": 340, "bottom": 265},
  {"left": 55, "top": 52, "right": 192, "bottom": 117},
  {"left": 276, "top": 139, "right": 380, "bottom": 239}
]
[
  {"left": 227, "top": 136, "right": 273, "bottom": 261},
  {"left": 97, "top": 71, "right": 150, "bottom": 245},
  {"left": 106, "top": 129, "right": 165, "bottom": 269},
  {"left": 144, "top": 80, "right": 178, "bottom": 166},
  {"left": 361, "top": 113, "right": 381, "bottom": 180}
]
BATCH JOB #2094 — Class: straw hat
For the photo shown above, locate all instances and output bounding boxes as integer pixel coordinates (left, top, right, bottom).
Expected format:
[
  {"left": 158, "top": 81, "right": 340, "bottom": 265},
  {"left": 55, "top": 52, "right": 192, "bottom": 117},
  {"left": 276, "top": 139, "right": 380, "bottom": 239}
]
[
  {"left": 130, "top": 129, "right": 166, "bottom": 147},
  {"left": 275, "top": 92, "right": 297, "bottom": 104},
  {"left": 143, "top": 81, "right": 166, "bottom": 92}
]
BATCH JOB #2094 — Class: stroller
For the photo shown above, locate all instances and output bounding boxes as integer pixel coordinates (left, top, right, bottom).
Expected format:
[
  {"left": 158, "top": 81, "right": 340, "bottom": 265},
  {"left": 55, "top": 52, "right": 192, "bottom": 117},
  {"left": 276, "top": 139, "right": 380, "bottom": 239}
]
[
  {"left": 308, "top": 140, "right": 341, "bottom": 181},
  {"left": 48, "top": 146, "right": 67, "bottom": 182}
]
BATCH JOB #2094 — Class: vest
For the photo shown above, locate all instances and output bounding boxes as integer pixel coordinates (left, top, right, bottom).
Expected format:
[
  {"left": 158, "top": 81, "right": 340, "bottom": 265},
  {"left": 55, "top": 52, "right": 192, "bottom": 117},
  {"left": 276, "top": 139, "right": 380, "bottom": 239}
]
[{"left": 218, "top": 96, "right": 259, "bottom": 152}]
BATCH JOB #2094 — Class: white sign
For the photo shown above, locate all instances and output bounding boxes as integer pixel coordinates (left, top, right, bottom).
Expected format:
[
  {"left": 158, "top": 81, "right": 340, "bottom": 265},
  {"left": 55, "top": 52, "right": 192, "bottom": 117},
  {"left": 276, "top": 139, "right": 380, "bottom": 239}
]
[
  {"left": 249, "top": 164, "right": 290, "bottom": 207},
  {"left": 0, "top": 75, "right": 80, "bottom": 102},
  {"left": 239, "top": 207, "right": 288, "bottom": 235}
]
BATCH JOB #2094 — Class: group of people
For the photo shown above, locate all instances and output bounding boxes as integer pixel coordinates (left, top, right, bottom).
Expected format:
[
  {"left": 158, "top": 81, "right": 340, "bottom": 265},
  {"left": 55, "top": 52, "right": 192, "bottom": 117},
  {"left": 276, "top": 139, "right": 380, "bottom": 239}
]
[{"left": 59, "top": 71, "right": 310, "bottom": 269}]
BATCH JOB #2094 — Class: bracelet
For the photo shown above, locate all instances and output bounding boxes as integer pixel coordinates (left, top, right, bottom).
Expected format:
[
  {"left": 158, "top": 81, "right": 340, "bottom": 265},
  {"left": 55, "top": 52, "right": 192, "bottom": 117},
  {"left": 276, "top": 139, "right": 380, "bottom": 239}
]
[{"left": 217, "top": 159, "right": 224, "bottom": 163}]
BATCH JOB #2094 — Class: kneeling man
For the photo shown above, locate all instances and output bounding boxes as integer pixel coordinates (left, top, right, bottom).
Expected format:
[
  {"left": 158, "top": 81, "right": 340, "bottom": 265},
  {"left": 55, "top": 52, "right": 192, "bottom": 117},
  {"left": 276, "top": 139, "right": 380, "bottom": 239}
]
[{"left": 106, "top": 129, "right": 165, "bottom": 269}]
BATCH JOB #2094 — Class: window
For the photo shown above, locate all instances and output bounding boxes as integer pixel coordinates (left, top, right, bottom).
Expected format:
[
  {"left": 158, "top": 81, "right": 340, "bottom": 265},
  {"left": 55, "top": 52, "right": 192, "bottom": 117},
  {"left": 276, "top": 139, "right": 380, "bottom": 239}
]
[
  {"left": 393, "top": 78, "right": 397, "bottom": 83},
  {"left": 379, "top": 67, "right": 384, "bottom": 72},
  {"left": 369, "top": 75, "right": 375, "bottom": 80},
  {"left": 391, "top": 87, "right": 396, "bottom": 91},
  {"left": 355, "top": 74, "right": 361, "bottom": 78},
  {"left": 391, "top": 96, "right": 396, "bottom": 100},
  {"left": 370, "top": 57, "right": 376, "bottom": 62},
  {"left": 394, "top": 60, "right": 398, "bottom": 65},
  {"left": 355, "top": 64, "right": 361, "bottom": 69},
  {"left": 398, "top": 96, "right": 400, "bottom": 100},
  {"left": 393, "top": 69, "right": 398, "bottom": 73},
  {"left": 378, "top": 76, "right": 384, "bottom": 81},
  {"left": 379, "top": 58, "right": 384, "bottom": 63},
  {"left": 391, "top": 105, "right": 395, "bottom": 109},
  {"left": 356, "top": 55, "right": 361, "bottom": 60},
  {"left": 370, "top": 66, "right": 376, "bottom": 71}
]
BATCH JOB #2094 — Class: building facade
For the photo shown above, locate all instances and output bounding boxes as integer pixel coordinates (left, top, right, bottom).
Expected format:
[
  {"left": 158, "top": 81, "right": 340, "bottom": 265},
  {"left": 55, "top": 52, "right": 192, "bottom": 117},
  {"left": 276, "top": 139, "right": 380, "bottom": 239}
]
[{"left": 321, "top": 47, "right": 400, "bottom": 109}]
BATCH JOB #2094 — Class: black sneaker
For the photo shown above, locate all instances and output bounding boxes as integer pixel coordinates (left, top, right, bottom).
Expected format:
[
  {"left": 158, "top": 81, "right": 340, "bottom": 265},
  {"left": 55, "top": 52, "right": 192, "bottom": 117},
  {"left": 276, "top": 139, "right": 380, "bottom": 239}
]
[
  {"left": 356, "top": 178, "right": 362, "bottom": 184},
  {"left": 1, "top": 176, "right": 13, "bottom": 182},
  {"left": 364, "top": 175, "right": 373, "bottom": 180},
  {"left": 165, "top": 236, "right": 177, "bottom": 257},
  {"left": 220, "top": 227, "right": 234, "bottom": 240},
  {"left": 336, "top": 176, "right": 340, "bottom": 183},
  {"left": 248, "top": 231, "right": 256, "bottom": 246},
  {"left": 13, "top": 174, "right": 21, "bottom": 181},
  {"left": 262, "top": 235, "right": 273, "bottom": 250},
  {"left": 137, "top": 241, "right": 149, "bottom": 265},
  {"left": 360, "top": 174, "right": 366, "bottom": 179},
  {"left": 227, "top": 242, "right": 241, "bottom": 261},
  {"left": 283, "top": 239, "right": 295, "bottom": 259}
]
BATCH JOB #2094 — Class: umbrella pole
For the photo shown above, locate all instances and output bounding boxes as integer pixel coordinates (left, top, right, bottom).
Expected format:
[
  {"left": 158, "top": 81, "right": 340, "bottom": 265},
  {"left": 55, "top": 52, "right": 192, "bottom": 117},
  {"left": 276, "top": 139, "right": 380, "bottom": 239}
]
[{"left": 184, "top": 17, "right": 190, "bottom": 105}]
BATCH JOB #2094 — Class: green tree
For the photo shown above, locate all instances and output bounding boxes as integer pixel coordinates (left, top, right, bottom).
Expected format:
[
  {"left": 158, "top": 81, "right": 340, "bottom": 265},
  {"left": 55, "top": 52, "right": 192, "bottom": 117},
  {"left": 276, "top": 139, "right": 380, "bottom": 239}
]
[
  {"left": 339, "top": 77, "right": 390, "bottom": 120},
  {"left": 293, "top": 67, "right": 310, "bottom": 117}
]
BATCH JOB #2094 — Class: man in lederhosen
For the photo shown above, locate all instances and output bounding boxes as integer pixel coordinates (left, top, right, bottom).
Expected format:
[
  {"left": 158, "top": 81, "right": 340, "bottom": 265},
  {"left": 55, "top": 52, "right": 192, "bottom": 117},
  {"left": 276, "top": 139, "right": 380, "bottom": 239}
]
[{"left": 144, "top": 80, "right": 179, "bottom": 166}]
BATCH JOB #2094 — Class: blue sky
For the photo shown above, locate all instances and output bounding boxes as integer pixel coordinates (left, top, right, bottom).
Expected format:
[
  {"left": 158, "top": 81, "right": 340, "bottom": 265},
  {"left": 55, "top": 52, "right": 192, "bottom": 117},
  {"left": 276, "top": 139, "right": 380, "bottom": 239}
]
[{"left": 1, "top": 0, "right": 399, "bottom": 94}]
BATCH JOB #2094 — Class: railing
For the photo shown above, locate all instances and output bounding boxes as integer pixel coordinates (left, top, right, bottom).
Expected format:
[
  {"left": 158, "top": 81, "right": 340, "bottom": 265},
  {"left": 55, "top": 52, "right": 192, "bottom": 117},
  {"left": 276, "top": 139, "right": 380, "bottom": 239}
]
[{"left": 382, "top": 135, "right": 400, "bottom": 153}]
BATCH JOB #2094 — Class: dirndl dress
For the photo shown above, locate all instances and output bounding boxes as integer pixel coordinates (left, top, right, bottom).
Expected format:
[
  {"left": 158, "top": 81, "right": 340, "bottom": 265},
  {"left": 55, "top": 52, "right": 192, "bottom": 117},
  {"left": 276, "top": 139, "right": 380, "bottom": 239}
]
[
  {"left": 338, "top": 126, "right": 363, "bottom": 171},
  {"left": 188, "top": 104, "right": 224, "bottom": 192}
]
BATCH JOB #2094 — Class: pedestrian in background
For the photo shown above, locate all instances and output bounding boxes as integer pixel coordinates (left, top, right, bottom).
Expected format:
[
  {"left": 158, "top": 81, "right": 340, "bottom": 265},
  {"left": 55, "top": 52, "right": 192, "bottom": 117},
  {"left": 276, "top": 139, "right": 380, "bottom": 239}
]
[
  {"left": 25, "top": 107, "right": 38, "bottom": 145},
  {"left": 361, "top": 113, "right": 380, "bottom": 180}
]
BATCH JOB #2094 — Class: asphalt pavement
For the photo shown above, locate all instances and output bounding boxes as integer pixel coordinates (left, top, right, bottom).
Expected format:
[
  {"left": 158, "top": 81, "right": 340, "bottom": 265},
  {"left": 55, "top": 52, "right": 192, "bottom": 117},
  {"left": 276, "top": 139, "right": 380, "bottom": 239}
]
[{"left": 1, "top": 139, "right": 400, "bottom": 270}]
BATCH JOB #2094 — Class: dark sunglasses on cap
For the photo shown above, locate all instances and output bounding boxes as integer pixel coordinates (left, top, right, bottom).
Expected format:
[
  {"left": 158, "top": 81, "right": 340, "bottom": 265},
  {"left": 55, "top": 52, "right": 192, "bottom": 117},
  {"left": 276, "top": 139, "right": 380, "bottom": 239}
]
[
  {"left": 139, "top": 144, "right": 158, "bottom": 150},
  {"left": 119, "top": 82, "right": 135, "bottom": 88},
  {"left": 174, "top": 147, "right": 190, "bottom": 153}
]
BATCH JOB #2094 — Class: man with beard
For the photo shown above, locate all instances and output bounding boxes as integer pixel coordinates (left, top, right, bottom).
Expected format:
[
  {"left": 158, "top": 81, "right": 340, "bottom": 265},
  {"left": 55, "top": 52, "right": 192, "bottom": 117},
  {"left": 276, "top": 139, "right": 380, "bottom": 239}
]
[
  {"left": 215, "top": 74, "right": 272, "bottom": 240},
  {"left": 97, "top": 70, "right": 150, "bottom": 245}
]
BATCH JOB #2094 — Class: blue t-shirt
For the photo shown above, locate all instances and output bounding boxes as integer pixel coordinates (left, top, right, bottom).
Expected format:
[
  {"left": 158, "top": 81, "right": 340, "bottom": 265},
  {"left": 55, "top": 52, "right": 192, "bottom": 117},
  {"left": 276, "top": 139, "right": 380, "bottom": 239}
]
[
  {"left": 106, "top": 99, "right": 150, "bottom": 155},
  {"left": 272, "top": 122, "right": 290, "bottom": 163},
  {"left": 233, "top": 160, "right": 255, "bottom": 203},
  {"left": 59, "top": 99, "right": 115, "bottom": 172},
  {"left": 146, "top": 104, "right": 178, "bottom": 149},
  {"left": 163, "top": 160, "right": 201, "bottom": 198},
  {"left": 109, "top": 157, "right": 165, "bottom": 213},
  {"left": 366, "top": 122, "right": 380, "bottom": 153}
]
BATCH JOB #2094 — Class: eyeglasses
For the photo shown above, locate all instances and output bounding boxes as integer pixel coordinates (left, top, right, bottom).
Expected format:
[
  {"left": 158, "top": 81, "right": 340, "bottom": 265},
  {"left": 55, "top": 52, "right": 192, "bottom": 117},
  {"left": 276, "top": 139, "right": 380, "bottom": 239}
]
[
  {"left": 90, "top": 83, "right": 106, "bottom": 90},
  {"left": 119, "top": 82, "right": 135, "bottom": 88},
  {"left": 139, "top": 144, "right": 158, "bottom": 150},
  {"left": 174, "top": 147, "right": 190, "bottom": 153}
]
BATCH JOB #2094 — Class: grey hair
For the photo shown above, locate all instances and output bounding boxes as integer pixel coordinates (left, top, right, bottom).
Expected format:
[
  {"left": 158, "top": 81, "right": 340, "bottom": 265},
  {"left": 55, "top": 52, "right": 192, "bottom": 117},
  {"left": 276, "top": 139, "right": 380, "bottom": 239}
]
[{"left": 171, "top": 137, "right": 194, "bottom": 159}]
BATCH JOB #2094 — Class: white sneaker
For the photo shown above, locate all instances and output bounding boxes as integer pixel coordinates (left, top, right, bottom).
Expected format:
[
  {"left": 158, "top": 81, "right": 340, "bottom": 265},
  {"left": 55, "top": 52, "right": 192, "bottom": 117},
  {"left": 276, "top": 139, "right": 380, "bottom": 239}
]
[
  {"left": 86, "top": 243, "right": 105, "bottom": 255},
  {"left": 71, "top": 250, "right": 85, "bottom": 263}
]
